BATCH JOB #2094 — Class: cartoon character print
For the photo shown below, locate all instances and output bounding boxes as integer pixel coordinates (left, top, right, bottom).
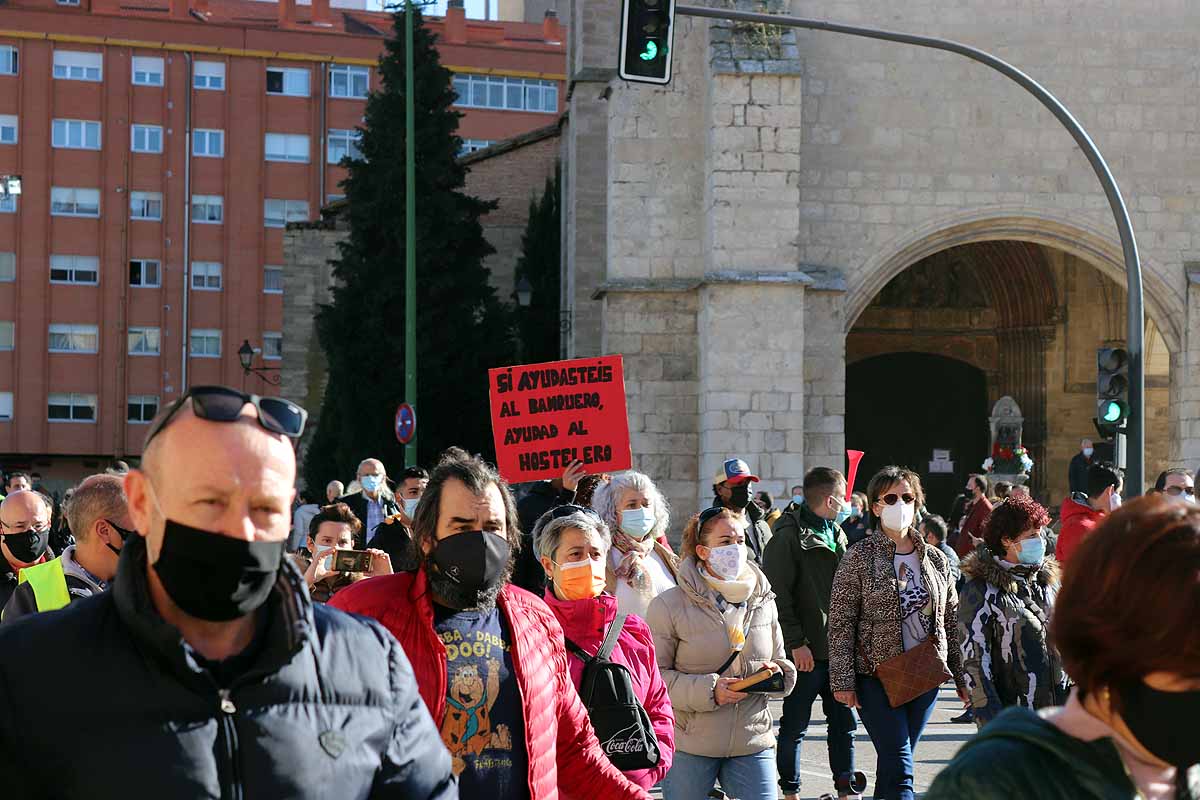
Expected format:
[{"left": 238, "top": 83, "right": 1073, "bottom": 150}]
[{"left": 442, "top": 658, "right": 501, "bottom": 774}]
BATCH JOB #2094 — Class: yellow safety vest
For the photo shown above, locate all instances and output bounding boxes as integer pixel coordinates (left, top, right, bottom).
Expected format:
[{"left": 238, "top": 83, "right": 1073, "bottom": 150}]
[{"left": 15, "top": 557, "right": 71, "bottom": 614}]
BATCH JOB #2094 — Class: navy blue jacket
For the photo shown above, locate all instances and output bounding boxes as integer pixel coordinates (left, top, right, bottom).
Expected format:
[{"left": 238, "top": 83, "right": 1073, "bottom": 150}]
[{"left": 0, "top": 535, "right": 456, "bottom": 800}]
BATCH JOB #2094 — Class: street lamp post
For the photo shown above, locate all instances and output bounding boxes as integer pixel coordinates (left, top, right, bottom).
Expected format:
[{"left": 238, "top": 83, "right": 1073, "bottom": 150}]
[
  {"left": 403, "top": 0, "right": 418, "bottom": 467},
  {"left": 237, "top": 339, "right": 282, "bottom": 386}
]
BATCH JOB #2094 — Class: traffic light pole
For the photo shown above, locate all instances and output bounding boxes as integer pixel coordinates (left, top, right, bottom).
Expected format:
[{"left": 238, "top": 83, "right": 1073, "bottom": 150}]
[
  {"left": 404, "top": 0, "right": 418, "bottom": 466},
  {"left": 674, "top": 4, "right": 1145, "bottom": 495}
]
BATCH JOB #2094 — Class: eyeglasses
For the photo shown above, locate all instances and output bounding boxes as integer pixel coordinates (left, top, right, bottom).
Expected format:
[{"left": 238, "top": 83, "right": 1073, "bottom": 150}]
[
  {"left": 549, "top": 504, "right": 602, "bottom": 522},
  {"left": 881, "top": 493, "right": 916, "bottom": 506},
  {"left": 144, "top": 386, "right": 308, "bottom": 448},
  {"left": 1164, "top": 485, "right": 1196, "bottom": 497}
]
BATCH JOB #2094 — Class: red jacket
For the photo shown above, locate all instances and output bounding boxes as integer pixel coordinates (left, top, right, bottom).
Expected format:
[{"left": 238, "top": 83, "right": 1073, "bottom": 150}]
[
  {"left": 1057, "top": 495, "right": 1104, "bottom": 565},
  {"left": 955, "top": 496, "right": 993, "bottom": 558},
  {"left": 542, "top": 590, "right": 675, "bottom": 790},
  {"left": 330, "top": 570, "right": 650, "bottom": 800}
]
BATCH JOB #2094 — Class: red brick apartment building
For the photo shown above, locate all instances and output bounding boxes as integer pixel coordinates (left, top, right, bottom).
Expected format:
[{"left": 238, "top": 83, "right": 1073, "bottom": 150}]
[{"left": 0, "top": 0, "right": 565, "bottom": 487}]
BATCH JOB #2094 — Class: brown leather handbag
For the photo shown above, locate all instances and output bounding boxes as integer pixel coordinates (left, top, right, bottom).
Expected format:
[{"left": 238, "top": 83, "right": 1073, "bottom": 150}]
[{"left": 871, "top": 637, "right": 952, "bottom": 708}]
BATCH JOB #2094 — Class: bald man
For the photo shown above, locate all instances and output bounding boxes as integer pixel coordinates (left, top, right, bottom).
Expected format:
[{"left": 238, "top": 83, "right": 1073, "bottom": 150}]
[
  {"left": 0, "top": 386, "right": 454, "bottom": 799},
  {"left": 337, "top": 457, "right": 400, "bottom": 548},
  {"left": 1, "top": 475, "right": 132, "bottom": 624},
  {"left": 0, "top": 490, "right": 56, "bottom": 610}
]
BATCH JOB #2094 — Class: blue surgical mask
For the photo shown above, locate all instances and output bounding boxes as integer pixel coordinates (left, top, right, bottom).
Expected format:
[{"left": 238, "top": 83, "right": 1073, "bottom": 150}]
[
  {"left": 360, "top": 475, "right": 383, "bottom": 493},
  {"left": 1017, "top": 537, "right": 1046, "bottom": 565},
  {"left": 791, "top": 494, "right": 804, "bottom": 506},
  {"left": 833, "top": 497, "right": 852, "bottom": 525},
  {"left": 403, "top": 497, "right": 420, "bottom": 516},
  {"left": 619, "top": 507, "right": 656, "bottom": 540}
]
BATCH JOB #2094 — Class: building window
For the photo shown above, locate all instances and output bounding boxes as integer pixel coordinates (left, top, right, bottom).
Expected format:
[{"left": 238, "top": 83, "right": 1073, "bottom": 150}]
[
  {"left": 264, "top": 199, "right": 309, "bottom": 228},
  {"left": 263, "top": 332, "right": 282, "bottom": 360},
  {"left": 0, "top": 46, "right": 17, "bottom": 76},
  {"left": 264, "top": 265, "right": 283, "bottom": 294},
  {"left": 127, "top": 394, "right": 158, "bottom": 423},
  {"left": 127, "top": 326, "right": 160, "bottom": 355},
  {"left": 329, "top": 64, "right": 369, "bottom": 99},
  {"left": 264, "top": 133, "right": 309, "bottom": 163},
  {"left": 194, "top": 61, "right": 225, "bottom": 90},
  {"left": 0, "top": 253, "right": 14, "bottom": 282},
  {"left": 193, "top": 129, "right": 224, "bottom": 158},
  {"left": 266, "top": 67, "right": 310, "bottom": 97},
  {"left": 48, "top": 324, "right": 99, "bottom": 353},
  {"left": 131, "top": 124, "right": 163, "bottom": 154},
  {"left": 191, "top": 195, "right": 224, "bottom": 224},
  {"left": 327, "top": 128, "right": 363, "bottom": 164},
  {"left": 132, "top": 56, "right": 164, "bottom": 87},
  {"left": 52, "top": 119, "right": 101, "bottom": 150},
  {"left": 129, "top": 191, "right": 162, "bottom": 221},
  {"left": 0, "top": 115, "right": 16, "bottom": 145},
  {"left": 190, "top": 261, "right": 222, "bottom": 291},
  {"left": 49, "top": 255, "right": 99, "bottom": 285},
  {"left": 53, "top": 51, "right": 102, "bottom": 82},
  {"left": 460, "top": 139, "right": 493, "bottom": 155},
  {"left": 0, "top": 195, "right": 16, "bottom": 213},
  {"left": 326, "top": 194, "right": 345, "bottom": 204},
  {"left": 48, "top": 392, "right": 96, "bottom": 422},
  {"left": 190, "top": 328, "right": 221, "bottom": 358},
  {"left": 0, "top": 321, "right": 13, "bottom": 350},
  {"left": 57, "top": 0, "right": 82, "bottom": 6},
  {"left": 129, "top": 259, "right": 161, "bottom": 288},
  {"left": 451, "top": 74, "right": 558, "bottom": 113},
  {"left": 0, "top": 392, "right": 11, "bottom": 422},
  {"left": 50, "top": 187, "right": 100, "bottom": 217}
]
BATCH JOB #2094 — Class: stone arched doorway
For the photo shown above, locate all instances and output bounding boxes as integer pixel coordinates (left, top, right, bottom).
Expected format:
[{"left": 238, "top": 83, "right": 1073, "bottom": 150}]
[{"left": 846, "top": 353, "right": 989, "bottom": 515}]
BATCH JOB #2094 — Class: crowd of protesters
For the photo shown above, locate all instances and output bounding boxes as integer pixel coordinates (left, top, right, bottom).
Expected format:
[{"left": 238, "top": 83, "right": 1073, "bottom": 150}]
[{"left": 0, "top": 385, "right": 1195, "bottom": 799}]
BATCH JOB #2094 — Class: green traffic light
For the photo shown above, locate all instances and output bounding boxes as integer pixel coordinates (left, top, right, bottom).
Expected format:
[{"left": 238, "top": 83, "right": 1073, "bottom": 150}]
[
  {"left": 1102, "top": 401, "right": 1123, "bottom": 423},
  {"left": 639, "top": 41, "right": 658, "bottom": 61}
]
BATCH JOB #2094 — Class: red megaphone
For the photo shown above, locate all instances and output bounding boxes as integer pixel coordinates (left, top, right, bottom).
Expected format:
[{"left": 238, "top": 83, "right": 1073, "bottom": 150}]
[{"left": 846, "top": 450, "right": 865, "bottom": 501}]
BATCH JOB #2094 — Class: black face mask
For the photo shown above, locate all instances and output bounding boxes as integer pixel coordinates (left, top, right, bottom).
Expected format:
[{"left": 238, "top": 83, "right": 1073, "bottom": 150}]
[
  {"left": 152, "top": 519, "right": 285, "bottom": 622},
  {"left": 104, "top": 520, "right": 136, "bottom": 558},
  {"left": 728, "top": 485, "right": 751, "bottom": 509},
  {"left": 4, "top": 527, "right": 50, "bottom": 564},
  {"left": 429, "top": 531, "right": 510, "bottom": 609},
  {"left": 1117, "top": 680, "right": 1200, "bottom": 767}
]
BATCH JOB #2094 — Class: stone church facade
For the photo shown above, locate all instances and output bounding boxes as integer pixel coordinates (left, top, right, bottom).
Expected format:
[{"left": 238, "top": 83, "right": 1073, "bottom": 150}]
[{"left": 560, "top": 0, "right": 1200, "bottom": 519}]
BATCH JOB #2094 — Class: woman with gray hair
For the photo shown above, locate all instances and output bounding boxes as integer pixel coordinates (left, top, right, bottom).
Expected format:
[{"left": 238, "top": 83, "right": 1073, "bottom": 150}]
[
  {"left": 592, "top": 472, "right": 680, "bottom": 619},
  {"left": 533, "top": 505, "right": 676, "bottom": 789}
]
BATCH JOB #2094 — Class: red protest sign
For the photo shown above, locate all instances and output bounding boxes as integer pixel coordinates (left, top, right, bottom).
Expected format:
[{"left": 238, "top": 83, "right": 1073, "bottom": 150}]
[{"left": 488, "top": 355, "right": 632, "bottom": 484}]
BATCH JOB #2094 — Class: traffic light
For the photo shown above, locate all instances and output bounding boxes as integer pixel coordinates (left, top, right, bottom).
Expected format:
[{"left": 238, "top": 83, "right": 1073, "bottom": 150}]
[
  {"left": 1096, "top": 347, "right": 1130, "bottom": 429},
  {"left": 619, "top": 0, "right": 676, "bottom": 84}
]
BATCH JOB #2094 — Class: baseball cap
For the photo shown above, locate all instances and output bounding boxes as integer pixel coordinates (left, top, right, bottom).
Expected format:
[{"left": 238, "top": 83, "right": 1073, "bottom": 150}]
[{"left": 712, "top": 458, "right": 760, "bottom": 486}]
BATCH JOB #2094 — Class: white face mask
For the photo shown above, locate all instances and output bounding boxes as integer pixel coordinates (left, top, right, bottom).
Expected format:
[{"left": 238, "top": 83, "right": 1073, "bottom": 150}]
[
  {"left": 402, "top": 497, "right": 420, "bottom": 517},
  {"left": 1109, "top": 492, "right": 1122, "bottom": 511},
  {"left": 704, "top": 542, "right": 747, "bottom": 580},
  {"left": 619, "top": 507, "right": 656, "bottom": 539},
  {"left": 881, "top": 500, "right": 916, "bottom": 532},
  {"left": 1082, "top": 447, "right": 1094, "bottom": 458}
]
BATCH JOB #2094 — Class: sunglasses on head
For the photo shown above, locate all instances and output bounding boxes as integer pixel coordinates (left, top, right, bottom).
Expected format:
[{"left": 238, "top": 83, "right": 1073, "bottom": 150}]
[
  {"left": 144, "top": 386, "right": 308, "bottom": 448},
  {"left": 1165, "top": 485, "right": 1196, "bottom": 496},
  {"left": 549, "top": 504, "right": 602, "bottom": 522},
  {"left": 881, "top": 493, "right": 916, "bottom": 506}
]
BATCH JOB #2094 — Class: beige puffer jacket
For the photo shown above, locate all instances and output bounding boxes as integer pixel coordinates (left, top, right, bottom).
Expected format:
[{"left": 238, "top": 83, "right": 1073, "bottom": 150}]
[{"left": 646, "top": 556, "right": 797, "bottom": 758}]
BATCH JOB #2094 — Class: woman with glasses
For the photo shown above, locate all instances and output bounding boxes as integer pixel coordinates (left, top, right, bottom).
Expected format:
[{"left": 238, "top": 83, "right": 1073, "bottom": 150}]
[
  {"left": 648, "top": 507, "right": 796, "bottom": 800},
  {"left": 592, "top": 472, "right": 679, "bottom": 620},
  {"left": 827, "top": 466, "right": 968, "bottom": 800},
  {"left": 532, "top": 505, "right": 675, "bottom": 790}
]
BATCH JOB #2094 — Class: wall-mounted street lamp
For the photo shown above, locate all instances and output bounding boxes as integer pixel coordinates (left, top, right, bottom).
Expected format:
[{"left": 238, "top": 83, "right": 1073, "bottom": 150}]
[{"left": 237, "top": 339, "right": 281, "bottom": 386}]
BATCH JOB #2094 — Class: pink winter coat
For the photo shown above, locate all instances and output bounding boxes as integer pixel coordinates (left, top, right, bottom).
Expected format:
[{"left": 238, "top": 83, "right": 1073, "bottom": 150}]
[{"left": 543, "top": 591, "right": 676, "bottom": 789}]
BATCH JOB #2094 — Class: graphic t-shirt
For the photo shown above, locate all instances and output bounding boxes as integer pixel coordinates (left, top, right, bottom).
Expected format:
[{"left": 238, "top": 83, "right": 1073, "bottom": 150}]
[
  {"left": 434, "top": 603, "right": 530, "bottom": 800},
  {"left": 893, "top": 551, "right": 933, "bottom": 651}
]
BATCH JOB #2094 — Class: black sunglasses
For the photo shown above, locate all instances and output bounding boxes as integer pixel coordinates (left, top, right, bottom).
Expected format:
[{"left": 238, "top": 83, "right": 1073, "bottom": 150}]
[
  {"left": 697, "top": 506, "right": 727, "bottom": 527},
  {"left": 1164, "top": 485, "right": 1196, "bottom": 497},
  {"left": 144, "top": 386, "right": 308, "bottom": 448},
  {"left": 549, "top": 504, "right": 602, "bottom": 522},
  {"left": 881, "top": 493, "right": 916, "bottom": 506}
]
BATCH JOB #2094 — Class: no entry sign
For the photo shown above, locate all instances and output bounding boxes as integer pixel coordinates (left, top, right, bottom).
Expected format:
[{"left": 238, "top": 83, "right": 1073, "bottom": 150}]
[
  {"left": 488, "top": 355, "right": 632, "bottom": 484},
  {"left": 395, "top": 403, "right": 416, "bottom": 445}
]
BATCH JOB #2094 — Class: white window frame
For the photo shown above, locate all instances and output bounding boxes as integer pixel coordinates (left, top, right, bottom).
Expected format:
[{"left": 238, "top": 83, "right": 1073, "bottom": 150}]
[
  {"left": 263, "top": 332, "right": 282, "bottom": 360},
  {"left": 264, "top": 133, "right": 309, "bottom": 163},
  {"left": 129, "top": 259, "right": 161, "bottom": 288},
  {"left": 47, "top": 392, "right": 97, "bottom": 423},
  {"left": 191, "top": 195, "right": 224, "bottom": 224},
  {"left": 0, "top": 321, "right": 13, "bottom": 351},
  {"left": 47, "top": 323, "right": 99, "bottom": 353},
  {"left": 127, "top": 394, "right": 159, "bottom": 423},
  {"left": 53, "top": 50, "right": 102, "bottom": 82},
  {"left": 131, "top": 124, "right": 163, "bottom": 154},
  {"left": 264, "top": 199, "right": 309, "bottom": 228},
  {"left": 0, "top": 195, "right": 16, "bottom": 214},
  {"left": 0, "top": 46, "right": 17, "bottom": 77},
  {"left": 0, "top": 392, "right": 12, "bottom": 422},
  {"left": 57, "top": 0, "right": 82, "bottom": 6},
  {"left": 50, "top": 187, "right": 100, "bottom": 217},
  {"left": 327, "top": 128, "right": 363, "bottom": 164},
  {"left": 131, "top": 56, "right": 164, "bottom": 87},
  {"left": 329, "top": 64, "right": 369, "bottom": 99},
  {"left": 129, "top": 191, "right": 162, "bottom": 222},
  {"left": 0, "top": 253, "right": 14, "bottom": 282},
  {"left": 452, "top": 73, "right": 559, "bottom": 114},
  {"left": 266, "top": 66, "right": 310, "bottom": 97},
  {"left": 460, "top": 139, "right": 493, "bottom": 155},
  {"left": 190, "top": 261, "right": 222, "bottom": 291},
  {"left": 127, "top": 326, "right": 161, "bottom": 356},
  {"left": 263, "top": 265, "right": 284, "bottom": 294},
  {"left": 194, "top": 61, "right": 225, "bottom": 91},
  {"left": 189, "top": 328, "right": 221, "bottom": 358},
  {"left": 0, "top": 115, "right": 16, "bottom": 145},
  {"left": 51, "top": 118, "right": 102, "bottom": 150},
  {"left": 49, "top": 255, "right": 99, "bottom": 285},
  {"left": 193, "top": 128, "right": 225, "bottom": 158}
]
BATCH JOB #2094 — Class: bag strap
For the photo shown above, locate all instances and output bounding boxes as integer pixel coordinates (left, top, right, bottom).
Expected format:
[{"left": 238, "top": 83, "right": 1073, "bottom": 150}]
[
  {"left": 597, "top": 614, "right": 628, "bottom": 660},
  {"left": 564, "top": 637, "right": 593, "bottom": 663}
]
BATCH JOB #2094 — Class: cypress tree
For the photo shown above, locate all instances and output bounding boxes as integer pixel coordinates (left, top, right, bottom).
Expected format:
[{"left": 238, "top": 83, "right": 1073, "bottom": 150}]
[{"left": 511, "top": 163, "right": 562, "bottom": 365}]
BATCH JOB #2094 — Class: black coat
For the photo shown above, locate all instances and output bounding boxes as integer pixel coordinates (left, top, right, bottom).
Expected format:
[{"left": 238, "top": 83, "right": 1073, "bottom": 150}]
[
  {"left": 1068, "top": 453, "right": 1091, "bottom": 496},
  {"left": 0, "top": 536, "right": 456, "bottom": 800},
  {"left": 337, "top": 491, "right": 401, "bottom": 547},
  {"left": 513, "top": 481, "right": 577, "bottom": 594}
]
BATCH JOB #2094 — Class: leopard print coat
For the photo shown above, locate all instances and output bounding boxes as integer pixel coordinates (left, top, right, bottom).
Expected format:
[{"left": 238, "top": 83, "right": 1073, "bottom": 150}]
[{"left": 828, "top": 529, "right": 966, "bottom": 694}]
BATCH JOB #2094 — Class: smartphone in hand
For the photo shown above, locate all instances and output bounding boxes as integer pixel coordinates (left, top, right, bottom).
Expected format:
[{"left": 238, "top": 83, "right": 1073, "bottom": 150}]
[{"left": 333, "top": 549, "right": 373, "bottom": 573}]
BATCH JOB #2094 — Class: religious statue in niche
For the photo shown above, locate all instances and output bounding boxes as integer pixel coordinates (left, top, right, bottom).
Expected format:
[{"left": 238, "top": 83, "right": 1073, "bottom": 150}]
[
  {"left": 982, "top": 396, "right": 1033, "bottom": 479},
  {"left": 873, "top": 249, "right": 990, "bottom": 309}
]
